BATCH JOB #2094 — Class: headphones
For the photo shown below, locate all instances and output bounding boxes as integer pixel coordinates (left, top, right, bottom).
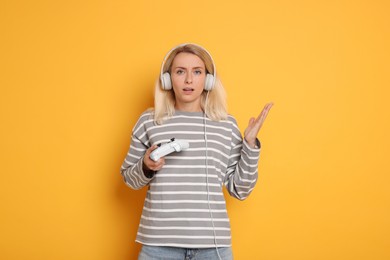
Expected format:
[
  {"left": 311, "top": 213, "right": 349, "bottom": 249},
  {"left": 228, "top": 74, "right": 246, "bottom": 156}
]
[{"left": 160, "top": 43, "right": 216, "bottom": 91}]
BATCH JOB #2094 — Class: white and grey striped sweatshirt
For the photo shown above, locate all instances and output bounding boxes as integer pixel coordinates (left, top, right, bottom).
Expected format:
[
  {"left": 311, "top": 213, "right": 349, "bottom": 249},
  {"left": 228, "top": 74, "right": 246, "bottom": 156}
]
[{"left": 120, "top": 110, "right": 261, "bottom": 248}]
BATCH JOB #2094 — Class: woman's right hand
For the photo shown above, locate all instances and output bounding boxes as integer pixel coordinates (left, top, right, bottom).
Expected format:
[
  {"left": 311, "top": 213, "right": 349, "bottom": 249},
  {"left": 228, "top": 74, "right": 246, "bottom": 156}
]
[{"left": 143, "top": 145, "right": 165, "bottom": 172}]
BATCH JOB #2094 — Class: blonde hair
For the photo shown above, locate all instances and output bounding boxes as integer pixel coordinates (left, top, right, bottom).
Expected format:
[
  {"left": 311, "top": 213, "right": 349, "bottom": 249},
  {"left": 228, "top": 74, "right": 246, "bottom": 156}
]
[{"left": 153, "top": 43, "right": 228, "bottom": 124}]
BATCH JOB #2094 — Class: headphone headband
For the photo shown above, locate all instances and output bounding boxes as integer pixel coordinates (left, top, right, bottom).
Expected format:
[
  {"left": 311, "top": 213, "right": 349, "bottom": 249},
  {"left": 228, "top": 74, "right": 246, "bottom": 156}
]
[{"left": 159, "top": 43, "right": 216, "bottom": 91}]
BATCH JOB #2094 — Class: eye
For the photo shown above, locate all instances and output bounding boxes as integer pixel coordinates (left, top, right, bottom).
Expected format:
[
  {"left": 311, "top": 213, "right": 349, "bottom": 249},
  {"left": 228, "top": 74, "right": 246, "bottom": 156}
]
[
  {"left": 176, "top": 69, "right": 184, "bottom": 75},
  {"left": 194, "top": 70, "right": 202, "bottom": 75}
]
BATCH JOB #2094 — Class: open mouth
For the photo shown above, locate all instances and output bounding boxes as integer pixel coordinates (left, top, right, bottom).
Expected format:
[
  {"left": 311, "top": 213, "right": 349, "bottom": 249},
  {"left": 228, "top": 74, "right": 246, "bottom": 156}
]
[{"left": 183, "top": 87, "right": 194, "bottom": 93}]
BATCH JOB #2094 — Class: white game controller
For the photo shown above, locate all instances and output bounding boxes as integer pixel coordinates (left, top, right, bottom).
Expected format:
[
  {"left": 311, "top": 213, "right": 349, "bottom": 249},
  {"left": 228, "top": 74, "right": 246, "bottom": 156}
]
[{"left": 150, "top": 138, "right": 190, "bottom": 161}]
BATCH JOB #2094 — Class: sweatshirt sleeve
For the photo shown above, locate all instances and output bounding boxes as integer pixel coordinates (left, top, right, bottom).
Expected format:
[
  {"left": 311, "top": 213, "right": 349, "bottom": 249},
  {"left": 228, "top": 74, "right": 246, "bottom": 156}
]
[
  {"left": 224, "top": 117, "right": 261, "bottom": 200},
  {"left": 120, "top": 112, "right": 154, "bottom": 190}
]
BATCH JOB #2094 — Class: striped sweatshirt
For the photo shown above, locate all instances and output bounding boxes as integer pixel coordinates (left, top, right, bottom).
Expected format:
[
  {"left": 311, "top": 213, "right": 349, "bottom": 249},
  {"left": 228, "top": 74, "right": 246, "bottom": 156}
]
[{"left": 120, "top": 110, "right": 261, "bottom": 248}]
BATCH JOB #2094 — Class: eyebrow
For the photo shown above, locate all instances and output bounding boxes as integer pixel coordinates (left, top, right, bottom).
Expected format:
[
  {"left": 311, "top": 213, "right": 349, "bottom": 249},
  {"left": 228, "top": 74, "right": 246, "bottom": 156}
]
[{"left": 173, "top": 66, "right": 205, "bottom": 70}]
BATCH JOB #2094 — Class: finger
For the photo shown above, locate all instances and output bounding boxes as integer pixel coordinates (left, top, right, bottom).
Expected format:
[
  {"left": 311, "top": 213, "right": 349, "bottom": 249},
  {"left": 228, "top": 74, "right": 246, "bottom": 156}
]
[
  {"left": 256, "top": 107, "right": 273, "bottom": 131},
  {"left": 156, "top": 157, "right": 165, "bottom": 165},
  {"left": 265, "top": 102, "right": 274, "bottom": 113},
  {"left": 156, "top": 159, "right": 165, "bottom": 170},
  {"left": 262, "top": 104, "right": 273, "bottom": 121},
  {"left": 248, "top": 117, "right": 255, "bottom": 127},
  {"left": 255, "top": 104, "right": 269, "bottom": 122},
  {"left": 144, "top": 146, "right": 159, "bottom": 166},
  {"left": 143, "top": 157, "right": 155, "bottom": 170},
  {"left": 263, "top": 103, "right": 273, "bottom": 117},
  {"left": 258, "top": 103, "right": 273, "bottom": 122},
  {"left": 252, "top": 103, "right": 273, "bottom": 130},
  {"left": 145, "top": 146, "right": 153, "bottom": 155},
  {"left": 152, "top": 158, "right": 165, "bottom": 171},
  {"left": 244, "top": 117, "right": 255, "bottom": 135},
  {"left": 149, "top": 161, "right": 160, "bottom": 171},
  {"left": 259, "top": 108, "right": 269, "bottom": 123},
  {"left": 145, "top": 145, "right": 159, "bottom": 158},
  {"left": 149, "top": 145, "right": 159, "bottom": 152}
]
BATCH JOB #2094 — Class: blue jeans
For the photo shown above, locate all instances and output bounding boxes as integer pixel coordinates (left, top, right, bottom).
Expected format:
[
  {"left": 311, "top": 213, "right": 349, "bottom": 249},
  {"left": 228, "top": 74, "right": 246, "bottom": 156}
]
[{"left": 138, "top": 245, "right": 233, "bottom": 260}]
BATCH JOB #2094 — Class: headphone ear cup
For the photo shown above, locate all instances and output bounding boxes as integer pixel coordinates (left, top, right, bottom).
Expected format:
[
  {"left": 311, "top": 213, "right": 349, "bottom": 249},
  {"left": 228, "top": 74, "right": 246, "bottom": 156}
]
[
  {"left": 161, "top": 72, "right": 172, "bottom": 90},
  {"left": 204, "top": 74, "right": 214, "bottom": 91}
]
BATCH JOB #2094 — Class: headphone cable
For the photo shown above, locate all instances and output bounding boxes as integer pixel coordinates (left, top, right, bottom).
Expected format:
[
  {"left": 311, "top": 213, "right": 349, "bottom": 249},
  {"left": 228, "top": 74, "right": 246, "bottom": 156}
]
[{"left": 204, "top": 91, "right": 222, "bottom": 260}]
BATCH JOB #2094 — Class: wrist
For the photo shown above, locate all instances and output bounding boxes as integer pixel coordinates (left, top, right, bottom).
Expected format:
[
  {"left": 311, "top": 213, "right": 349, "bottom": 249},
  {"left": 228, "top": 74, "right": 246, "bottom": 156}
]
[
  {"left": 245, "top": 138, "right": 260, "bottom": 149},
  {"left": 245, "top": 139, "right": 256, "bottom": 148},
  {"left": 142, "top": 161, "right": 156, "bottom": 179}
]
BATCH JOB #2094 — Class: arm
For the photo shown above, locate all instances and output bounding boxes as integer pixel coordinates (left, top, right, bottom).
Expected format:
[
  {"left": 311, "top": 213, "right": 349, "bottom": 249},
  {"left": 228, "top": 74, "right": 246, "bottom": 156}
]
[
  {"left": 120, "top": 134, "right": 152, "bottom": 190},
  {"left": 224, "top": 127, "right": 261, "bottom": 200},
  {"left": 119, "top": 113, "right": 165, "bottom": 190},
  {"left": 224, "top": 103, "right": 273, "bottom": 200}
]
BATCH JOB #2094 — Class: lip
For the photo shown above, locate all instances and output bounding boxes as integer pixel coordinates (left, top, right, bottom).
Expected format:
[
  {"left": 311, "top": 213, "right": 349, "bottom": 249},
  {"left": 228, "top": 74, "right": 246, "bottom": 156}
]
[{"left": 182, "top": 87, "right": 194, "bottom": 94}]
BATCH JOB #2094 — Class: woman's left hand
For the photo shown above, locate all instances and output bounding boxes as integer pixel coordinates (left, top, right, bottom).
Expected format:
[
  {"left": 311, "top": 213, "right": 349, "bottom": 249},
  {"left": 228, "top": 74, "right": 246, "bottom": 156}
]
[{"left": 244, "top": 102, "right": 274, "bottom": 148}]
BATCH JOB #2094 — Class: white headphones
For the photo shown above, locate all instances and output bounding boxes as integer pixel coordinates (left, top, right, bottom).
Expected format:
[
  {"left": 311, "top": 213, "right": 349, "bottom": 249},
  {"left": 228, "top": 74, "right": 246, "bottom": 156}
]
[{"left": 160, "top": 43, "right": 216, "bottom": 91}]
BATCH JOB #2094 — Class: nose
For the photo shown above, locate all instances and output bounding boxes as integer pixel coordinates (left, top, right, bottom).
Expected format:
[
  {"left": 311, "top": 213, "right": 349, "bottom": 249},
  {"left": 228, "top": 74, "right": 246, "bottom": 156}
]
[{"left": 185, "top": 73, "right": 192, "bottom": 84}]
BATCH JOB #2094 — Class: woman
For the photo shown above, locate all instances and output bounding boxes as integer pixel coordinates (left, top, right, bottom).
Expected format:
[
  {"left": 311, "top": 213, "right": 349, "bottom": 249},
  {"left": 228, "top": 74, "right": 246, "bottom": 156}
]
[{"left": 120, "top": 43, "right": 273, "bottom": 259}]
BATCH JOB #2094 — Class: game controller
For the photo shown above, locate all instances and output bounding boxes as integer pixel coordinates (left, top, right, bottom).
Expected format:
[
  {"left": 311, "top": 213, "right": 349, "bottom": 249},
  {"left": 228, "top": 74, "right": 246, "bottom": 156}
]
[{"left": 150, "top": 138, "right": 190, "bottom": 161}]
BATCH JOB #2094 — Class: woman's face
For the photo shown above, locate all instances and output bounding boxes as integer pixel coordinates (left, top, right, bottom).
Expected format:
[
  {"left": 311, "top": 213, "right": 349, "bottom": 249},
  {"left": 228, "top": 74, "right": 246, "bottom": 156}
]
[{"left": 170, "top": 52, "right": 206, "bottom": 112}]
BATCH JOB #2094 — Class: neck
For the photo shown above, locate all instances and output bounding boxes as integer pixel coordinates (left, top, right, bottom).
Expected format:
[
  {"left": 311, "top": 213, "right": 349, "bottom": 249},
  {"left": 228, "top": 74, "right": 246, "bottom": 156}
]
[{"left": 174, "top": 103, "right": 203, "bottom": 113}]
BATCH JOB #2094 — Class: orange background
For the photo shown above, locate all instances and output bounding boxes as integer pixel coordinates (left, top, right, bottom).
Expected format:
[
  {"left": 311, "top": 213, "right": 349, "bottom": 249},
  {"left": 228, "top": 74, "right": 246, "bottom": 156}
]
[{"left": 1, "top": 0, "right": 389, "bottom": 259}]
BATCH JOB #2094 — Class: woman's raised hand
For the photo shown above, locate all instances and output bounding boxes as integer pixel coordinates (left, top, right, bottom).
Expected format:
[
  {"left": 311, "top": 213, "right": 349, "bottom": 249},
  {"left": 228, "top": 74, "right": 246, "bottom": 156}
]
[{"left": 244, "top": 102, "right": 274, "bottom": 148}]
